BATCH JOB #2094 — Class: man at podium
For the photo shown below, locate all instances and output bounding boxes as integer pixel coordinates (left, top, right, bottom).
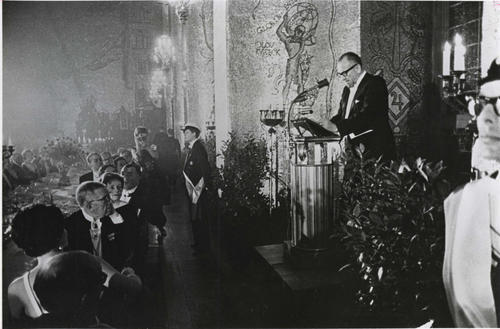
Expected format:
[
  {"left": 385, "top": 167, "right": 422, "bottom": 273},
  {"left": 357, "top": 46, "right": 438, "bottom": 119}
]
[{"left": 309, "top": 52, "right": 396, "bottom": 161}]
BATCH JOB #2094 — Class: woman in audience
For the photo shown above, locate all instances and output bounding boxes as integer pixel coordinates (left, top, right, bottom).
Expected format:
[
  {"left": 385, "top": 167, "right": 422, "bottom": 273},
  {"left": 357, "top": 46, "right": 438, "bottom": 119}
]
[
  {"left": 7, "top": 204, "right": 142, "bottom": 325},
  {"left": 101, "top": 172, "right": 127, "bottom": 209}
]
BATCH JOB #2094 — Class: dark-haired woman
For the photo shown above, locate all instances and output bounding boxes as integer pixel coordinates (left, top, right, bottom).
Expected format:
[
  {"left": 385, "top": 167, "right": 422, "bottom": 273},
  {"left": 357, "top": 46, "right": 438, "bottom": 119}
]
[
  {"left": 100, "top": 172, "right": 127, "bottom": 209},
  {"left": 8, "top": 205, "right": 65, "bottom": 320}
]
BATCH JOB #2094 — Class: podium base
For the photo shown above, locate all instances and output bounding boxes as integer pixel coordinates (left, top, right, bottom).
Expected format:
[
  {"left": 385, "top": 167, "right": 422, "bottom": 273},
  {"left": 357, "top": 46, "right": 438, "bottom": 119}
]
[{"left": 283, "top": 241, "right": 339, "bottom": 269}]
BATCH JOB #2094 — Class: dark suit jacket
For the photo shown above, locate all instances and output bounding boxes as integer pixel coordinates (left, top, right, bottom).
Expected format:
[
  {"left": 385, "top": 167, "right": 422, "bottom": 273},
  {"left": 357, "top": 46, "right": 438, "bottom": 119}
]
[
  {"left": 330, "top": 73, "right": 396, "bottom": 160},
  {"left": 127, "top": 181, "right": 166, "bottom": 227},
  {"left": 65, "top": 205, "right": 138, "bottom": 270},
  {"left": 79, "top": 171, "right": 94, "bottom": 184},
  {"left": 183, "top": 139, "right": 211, "bottom": 188}
]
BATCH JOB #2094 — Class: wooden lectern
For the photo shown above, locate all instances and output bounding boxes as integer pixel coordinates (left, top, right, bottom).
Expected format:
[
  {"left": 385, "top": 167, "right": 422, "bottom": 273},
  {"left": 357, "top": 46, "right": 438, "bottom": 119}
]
[{"left": 287, "top": 118, "right": 343, "bottom": 267}]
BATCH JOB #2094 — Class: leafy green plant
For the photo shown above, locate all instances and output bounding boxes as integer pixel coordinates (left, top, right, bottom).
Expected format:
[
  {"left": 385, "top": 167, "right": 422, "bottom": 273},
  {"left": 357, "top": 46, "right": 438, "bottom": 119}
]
[
  {"left": 337, "top": 148, "right": 451, "bottom": 325},
  {"left": 216, "top": 132, "right": 269, "bottom": 224}
]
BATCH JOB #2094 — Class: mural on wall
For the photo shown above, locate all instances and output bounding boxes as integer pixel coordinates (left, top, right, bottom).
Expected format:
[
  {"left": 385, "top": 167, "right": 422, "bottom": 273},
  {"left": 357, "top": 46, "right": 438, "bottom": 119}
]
[
  {"left": 200, "top": 0, "right": 214, "bottom": 63},
  {"left": 361, "top": 1, "right": 431, "bottom": 136},
  {"left": 276, "top": 2, "right": 319, "bottom": 108}
]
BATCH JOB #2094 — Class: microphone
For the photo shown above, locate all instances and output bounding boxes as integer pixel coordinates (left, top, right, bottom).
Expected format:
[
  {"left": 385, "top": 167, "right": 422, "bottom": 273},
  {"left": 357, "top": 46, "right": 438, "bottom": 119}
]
[{"left": 292, "top": 79, "right": 329, "bottom": 103}]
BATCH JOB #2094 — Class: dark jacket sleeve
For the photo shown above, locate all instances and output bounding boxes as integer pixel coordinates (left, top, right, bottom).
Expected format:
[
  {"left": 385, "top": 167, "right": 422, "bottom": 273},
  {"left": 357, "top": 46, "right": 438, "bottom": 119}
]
[
  {"left": 194, "top": 142, "right": 211, "bottom": 185},
  {"left": 331, "top": 76, "right": 389, "bottom": 136}
]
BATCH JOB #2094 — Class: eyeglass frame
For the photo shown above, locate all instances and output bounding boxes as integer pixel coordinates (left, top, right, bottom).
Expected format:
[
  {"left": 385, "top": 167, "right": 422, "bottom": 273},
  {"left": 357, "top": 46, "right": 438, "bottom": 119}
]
[
  {"left": 468, "top": 96, "right": 500, "bottom": 117},
  {"left": 337, "top": 63, "right": 359, "bottom": 78}
]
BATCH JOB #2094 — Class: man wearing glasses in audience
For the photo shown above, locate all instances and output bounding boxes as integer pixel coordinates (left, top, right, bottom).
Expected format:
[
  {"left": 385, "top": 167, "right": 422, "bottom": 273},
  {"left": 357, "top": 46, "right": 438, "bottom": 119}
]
[
  {"left": 443, "top": 57, "right": 500, "bottom": 327},
  {"left": 310, "top": 52, "right": 396, "bottom": 161}
]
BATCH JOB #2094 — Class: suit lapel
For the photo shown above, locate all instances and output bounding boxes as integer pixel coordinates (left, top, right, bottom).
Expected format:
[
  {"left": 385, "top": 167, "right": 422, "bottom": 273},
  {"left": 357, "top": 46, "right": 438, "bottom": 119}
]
[
  {"left": 349, "top": 73, "right": 370, "bottom": 117},
  {"left": 340, "top": 87, "right": 350, "bottom": 118}
]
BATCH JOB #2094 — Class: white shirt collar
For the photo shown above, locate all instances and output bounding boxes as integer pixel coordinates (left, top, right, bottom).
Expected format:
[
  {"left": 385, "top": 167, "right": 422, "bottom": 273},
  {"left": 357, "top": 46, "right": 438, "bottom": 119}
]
[
  {"left": 93, "top": 171, "right": 100, "bottom": 182},
  {"left": 82, "top": 209, "right": 123, "bottom": 224},
  {"left": 188, "top": 137, "right": 199, "bottom": 149}
]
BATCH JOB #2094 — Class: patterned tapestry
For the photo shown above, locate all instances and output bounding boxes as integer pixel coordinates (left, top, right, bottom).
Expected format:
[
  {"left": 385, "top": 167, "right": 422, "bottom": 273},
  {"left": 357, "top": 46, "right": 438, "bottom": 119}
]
[{"left": 360, "top": 1, "right": 433, "bottom": 138}]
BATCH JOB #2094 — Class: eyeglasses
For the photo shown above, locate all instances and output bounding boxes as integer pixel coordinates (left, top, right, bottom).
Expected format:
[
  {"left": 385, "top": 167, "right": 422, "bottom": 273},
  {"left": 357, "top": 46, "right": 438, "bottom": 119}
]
[
  {"left": 468, "top": 96, "right": 500, "bottom": 116},
  {"left": 88, "top": 194, "right": 110, "bottom": 206},
  {"left": 337, "top": 63, "right": 358, "bottom": 78}
]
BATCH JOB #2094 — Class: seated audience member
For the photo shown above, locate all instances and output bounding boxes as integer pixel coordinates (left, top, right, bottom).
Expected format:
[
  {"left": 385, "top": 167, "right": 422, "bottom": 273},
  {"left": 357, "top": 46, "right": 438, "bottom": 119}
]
[
  {"left": 120, "top": 149, "right": 134, "bottom": 165},
  {"left": 443, "top": 57, "right": 500, "bottom": 327},
  {"left": 98, "top": 164, "right": 117, "bottom": 177},
  {"left": 10, "top": 152, "right": 36, "bottom": 184},
  {"left": 21, "top": 149, "right": 39, "bottom": 179},
  {"left": 32, "top": 251, "right": 107, "bottom": 327},
  {"left": 38, "top": 147, "right": 58, "bottom": 175},
  {"left": 121, "top": 163, "right": 167, "bottom": 241},
  {"left": 101, "top": 172, "right": 127, "bottom": 209},
  {"left": 7, "top": 205, "right": 142, "bottom": 327},
  {"left": 101, "top": 151, "right": 113, "bottom": 166},
  {"left": 3, "top": 150, "right": 18, "bottom": 192},
  {"left": 79, "top": 152, "right": 103, "bottom": 184},
  {"left": 66, "top": 182, "right": 138, "bottom": 271},
  {"left": 33, "top": 251, "right": 142, "bottom": 328},
  {"left": 8, "top": 205, "right": 65, "bottom": 321},
  {"left": 114, "top": 156, "right": 127, "bottom": 174}
]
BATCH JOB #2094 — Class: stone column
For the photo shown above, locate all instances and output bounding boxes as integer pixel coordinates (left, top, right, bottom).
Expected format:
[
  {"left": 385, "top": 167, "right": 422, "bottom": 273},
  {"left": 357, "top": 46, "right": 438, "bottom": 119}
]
[{"left": 214, "top": 0, "right": 230, "bottom": 167}]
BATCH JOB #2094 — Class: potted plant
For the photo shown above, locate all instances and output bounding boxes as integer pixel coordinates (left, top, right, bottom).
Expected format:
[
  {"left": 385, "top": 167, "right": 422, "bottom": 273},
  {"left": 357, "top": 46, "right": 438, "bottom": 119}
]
[{"left": 336, "top": 147, "right": 452, "bottom": 326}]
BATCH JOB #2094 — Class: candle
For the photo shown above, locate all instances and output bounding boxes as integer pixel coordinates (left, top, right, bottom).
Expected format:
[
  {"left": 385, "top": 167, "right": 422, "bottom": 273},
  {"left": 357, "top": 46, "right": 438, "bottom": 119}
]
[
  {"left": 453, "top": 34, "right": 466, "bottom": 71},
  {"left": 443, "top": 41, "right": 451, "bottom": 75},
  {"left": 8, "top": 136, "right": 13, "bottom": 146}
]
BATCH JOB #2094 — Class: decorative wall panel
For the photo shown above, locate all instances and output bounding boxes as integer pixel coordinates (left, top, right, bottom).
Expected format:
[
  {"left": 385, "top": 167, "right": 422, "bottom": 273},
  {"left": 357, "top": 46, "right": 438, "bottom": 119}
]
[{"left": 360, "top": 1, "right": 433, "bottom": 141}]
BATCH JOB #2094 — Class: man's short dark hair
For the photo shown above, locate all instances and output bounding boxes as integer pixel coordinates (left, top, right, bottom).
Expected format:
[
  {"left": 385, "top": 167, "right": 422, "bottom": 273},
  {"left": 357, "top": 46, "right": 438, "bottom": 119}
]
[
  {"left": 134, "top": 126, "right": 148, "bottom": 136},
  {"left": 11, "top": 205, "right": 65, "bottom": 257},
  {"left": 101, "top": 172, "right": 124, "bottom": 186},
  {"left": 75, "top": 181, "right": 107, "bottom": 207},
  {"left": 121, "top": 162, "right": 142, "bottom": 176},
  {"left": 113, "top": 156, "right": 126, "bottom": 166},
  {"left": 34, "top": 251, "right": 106, "bottom": 319},
  {"left": 98, "top": 164, "right": 116, "bottom": 177},
  {"left": 86, "top": 152, "right": 102, "bottom": 164},
  {"left": 339, "top": 52, "right": 362, "bottom": 66},
  {"left": 184, "top": 127, "right": 200, "bottom": 138}
]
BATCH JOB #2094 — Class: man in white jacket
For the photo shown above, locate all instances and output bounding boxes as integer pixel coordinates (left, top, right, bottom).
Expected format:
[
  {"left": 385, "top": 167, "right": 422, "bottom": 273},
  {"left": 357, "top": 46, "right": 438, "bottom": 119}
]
[{"left": 443, "top": 57, "right": 500, "bottom": 327}]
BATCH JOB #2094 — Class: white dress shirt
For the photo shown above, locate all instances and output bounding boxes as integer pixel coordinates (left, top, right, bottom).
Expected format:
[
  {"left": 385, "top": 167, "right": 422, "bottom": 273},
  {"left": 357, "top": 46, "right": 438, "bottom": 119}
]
[
  {"left": 345, "top": 70, "right": 366, "bottom": 119},
  {"left": 93, "top": 171, "right": 100, "bottom": 182},
  {"left": 82, "top": 210, "right": 102, "bottom": 257}
]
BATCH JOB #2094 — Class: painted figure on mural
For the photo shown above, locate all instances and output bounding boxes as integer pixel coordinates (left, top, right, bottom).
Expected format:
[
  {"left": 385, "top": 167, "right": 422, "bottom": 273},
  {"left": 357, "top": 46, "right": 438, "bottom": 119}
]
[{"left": 276, "top": 2, "right": 318, "bottom": 108}]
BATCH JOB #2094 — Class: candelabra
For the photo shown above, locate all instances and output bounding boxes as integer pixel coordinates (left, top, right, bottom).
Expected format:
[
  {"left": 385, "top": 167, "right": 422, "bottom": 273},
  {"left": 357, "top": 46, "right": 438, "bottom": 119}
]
[{"left": 260, "top": 107, "right": 285, "bottom": 209}]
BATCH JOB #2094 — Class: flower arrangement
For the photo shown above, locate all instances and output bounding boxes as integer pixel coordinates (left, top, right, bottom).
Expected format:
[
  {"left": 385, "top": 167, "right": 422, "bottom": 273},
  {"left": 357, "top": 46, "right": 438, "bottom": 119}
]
[
  {"left": 336, "top": 148, "right": 451, "bottom": 326},
  {"left": 44, "top": 137, "right": 86, "bottom": 166}
]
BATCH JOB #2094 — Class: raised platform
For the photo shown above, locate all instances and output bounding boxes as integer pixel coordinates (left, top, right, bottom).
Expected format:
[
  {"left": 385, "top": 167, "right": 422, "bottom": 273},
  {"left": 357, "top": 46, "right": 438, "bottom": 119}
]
[{"left": 254, "top": 243, "right": 343, "bottom": 292}]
